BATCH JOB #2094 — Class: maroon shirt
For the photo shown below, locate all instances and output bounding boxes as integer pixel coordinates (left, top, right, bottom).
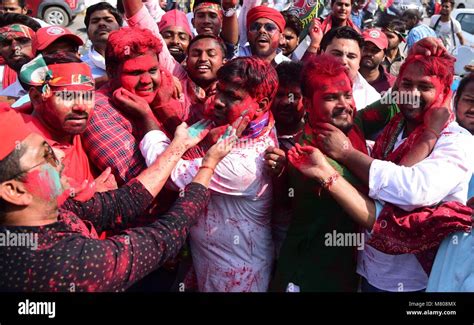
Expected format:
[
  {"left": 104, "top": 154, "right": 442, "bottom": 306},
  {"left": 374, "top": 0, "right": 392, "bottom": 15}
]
[
  {"left": 0, "top": 180, "right": 209, "bottom": 292},
  {"left": 369, "top": 65, "right": 396, "bottom": 94}
]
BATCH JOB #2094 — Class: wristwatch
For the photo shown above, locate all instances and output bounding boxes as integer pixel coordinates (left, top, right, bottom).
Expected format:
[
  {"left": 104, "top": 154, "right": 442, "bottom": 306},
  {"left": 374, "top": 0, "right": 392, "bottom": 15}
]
[{"left": 223, "top": 6, "right": 237, "bottom": 17}]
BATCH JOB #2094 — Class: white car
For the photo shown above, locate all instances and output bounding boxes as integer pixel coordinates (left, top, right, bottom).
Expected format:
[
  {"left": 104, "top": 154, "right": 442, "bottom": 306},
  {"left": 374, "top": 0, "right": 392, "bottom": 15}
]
[{"left": 452, "top": 8, "right": 474, "bottom": 46}]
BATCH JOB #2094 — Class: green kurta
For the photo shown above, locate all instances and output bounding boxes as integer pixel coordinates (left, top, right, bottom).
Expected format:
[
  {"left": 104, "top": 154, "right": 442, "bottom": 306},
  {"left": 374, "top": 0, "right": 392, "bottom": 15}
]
[{"left": 271, "top": 96, "right": 400, "bottom": 292}]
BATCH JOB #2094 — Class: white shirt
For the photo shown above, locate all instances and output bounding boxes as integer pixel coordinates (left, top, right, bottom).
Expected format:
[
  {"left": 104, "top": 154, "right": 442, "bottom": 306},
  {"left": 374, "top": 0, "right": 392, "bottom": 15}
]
[
  {"left": 0, "top": 79, "right": 26, "bottom": 98},
  {"left": 358, "top": 121, "right": 474, "bottom": 291},
  {"left": 353, "top": 72, "right": 381, "bottom": 110},
  {"left": 140, "top": 129, "right": 277, "bottom": 292},
  {"left": 81, "top": 47, "right": 106, "bottom": 79},
  {"left": 238, "top": 44, "right": 291, "bottom": 65},
  {"left": 430, "top": 15, "right": 462, "bottom": 52}
]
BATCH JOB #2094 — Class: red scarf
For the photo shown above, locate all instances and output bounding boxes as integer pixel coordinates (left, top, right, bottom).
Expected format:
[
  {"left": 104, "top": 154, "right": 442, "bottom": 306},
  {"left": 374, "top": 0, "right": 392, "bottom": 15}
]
[
  {"left": 320, "top": 14, "right": 361, "bottom": 35},
  {"left": 0, "top": 57, "right": 17, "bottom": 89},
  {"left": 368, "top": 111, "right": 471, "bottom": 274}
]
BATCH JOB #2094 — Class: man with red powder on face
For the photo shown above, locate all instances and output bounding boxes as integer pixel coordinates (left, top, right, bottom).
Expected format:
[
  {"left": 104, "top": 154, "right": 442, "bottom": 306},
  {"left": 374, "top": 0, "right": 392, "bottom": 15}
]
[
  {"left": 122, "top": 0, "right": 229, "bottom": 124},
  {"left": 139, "top": 57, "right": 278, "bottom": 292},
  {"left": 15, "top": 53, "right": 116, "bottom": 200},
  {"left": 313, "top": 46, "right": 474, "bottom": 292},
  {"left": 0, "top": 105, "right": 237, "bottom": 292}
]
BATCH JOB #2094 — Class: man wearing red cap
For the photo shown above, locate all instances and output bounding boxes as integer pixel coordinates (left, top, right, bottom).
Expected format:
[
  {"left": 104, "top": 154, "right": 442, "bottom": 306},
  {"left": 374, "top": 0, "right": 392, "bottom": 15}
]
[
  {"left": 239, "top": 5, "right": 291, "bottom": 66},
  {"left": 359, "top": 28, "right": 395, "bottom": 93},
  {"left": 159, "top": 9, "right": 193, "bottom": 63},
  {"left": 34, "top": 26, "right": 84, "bottom": 57},
  {"left": 0, "top": 105, "right": 237, "bottom": 292},
  {"left": 0, "top": 19, "right": 38, "bottom": 100}
]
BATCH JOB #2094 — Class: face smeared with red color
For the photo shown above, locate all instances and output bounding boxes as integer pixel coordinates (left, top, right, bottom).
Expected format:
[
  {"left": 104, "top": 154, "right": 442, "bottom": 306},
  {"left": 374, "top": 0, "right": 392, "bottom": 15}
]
[
  {"left": 308, "top": 74, "right": 355, "bottom": 133},
  {"left": 114, "top": 51, "right": 161, "bottom": 104},
  {"left": 212, "top": 80, "right": 260, "bottom": 126},
  {"left": 34, "top": 86, "right": 95, "bottom": 139},
  {"left": 398, "top": 63, "right": 444, "bottom": 124},
  {"left": 248, "top": 18, "right": 282, "bottom": 61}
]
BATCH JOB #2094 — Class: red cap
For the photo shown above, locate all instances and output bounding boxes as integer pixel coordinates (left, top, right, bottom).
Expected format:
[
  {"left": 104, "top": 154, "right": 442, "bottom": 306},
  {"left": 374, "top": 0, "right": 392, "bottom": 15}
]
[
  {"left": 0, "top": 106, "right": 38, "bottom": 160},
  {"left": 34, "top": 26, "right": 84, "bottom": 52},
  {"left": 158, "top": 9, "right": 193, "bottom": 37},
  {"left": 247, "top": 6, "right": 286, "bottom": 33},
  {"left": 362, "top": 28, "right": 388, "bottom": 50}
]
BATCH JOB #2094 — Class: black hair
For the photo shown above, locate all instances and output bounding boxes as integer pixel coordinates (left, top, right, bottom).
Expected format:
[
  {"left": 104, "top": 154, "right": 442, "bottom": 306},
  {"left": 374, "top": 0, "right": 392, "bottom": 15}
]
[
  {"left": 187, "top": 34, "right": 227, "bottom": 57},
  {"left": 0, "top": 12, "right": 41, "bottom": 31},
  {"left": 455, "top": 73, "right": 474, "bottom": 110},
  {"left": 441, "top": 0, "right": 455, "bottom": 7},
  {"left": 320, "top": 26, "right": 364, "bottom": 51},
  {"left": 276, "top": 61, "right": 303, "bottom": 88},
  {"left": 281, "top": 11, "right": 303, "bottom": 36},
  {"left": 0, "top": 0, "right": 26, "bottom": 7},
  {"left": 402, "top": 9, "right": 421, "bottom": 22},
  {"left": 84, "top": 2, "right": 123, "bottom": 29},
  {"left": 330, "top": 0, "right": 355, "bottom": 6}
]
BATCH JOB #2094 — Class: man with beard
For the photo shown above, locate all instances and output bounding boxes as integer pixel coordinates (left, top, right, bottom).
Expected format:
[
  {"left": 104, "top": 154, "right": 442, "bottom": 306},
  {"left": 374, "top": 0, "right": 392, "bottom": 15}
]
[
  {"left": 18, "top": 53, "right": 116, "bottom": 198},
  {"left": 271, "top": 54, "right": 368, "bottom": 292},
  {"left": 279, "top": 11, "right": 302, "bottom": 61},
  {"left": 320, "top": 0, "right": 360, "bottom": 34},
  {"left": 313, "top": 49, "right": 474, "bottom": 292},
  {"left": 267, "top": 61, "right": 304, "bottom": 256},
  {"left": 359, "top": 28, "right": 395, "bottom": 93},
  {"left": 430, "top": 0, "right": 464, "bottom": 52},
  {"left": 139, "top": 57, "right": 278, "bottom": 292},
  {"left": 0, "top": 15, "right": 40, "bottom": 99},
  {"left": 158, "top": 9, "right": 192, "bottom": 63},
  {"left": 82, "top": 2, "right": 122, "bottom": 85},
  {"left": 238, "top": 5, "right": 290, "bottom": 66},
  {"left": 381, "top": 19, "right": 406, "bottom": 77},
  {"left": 319, "top": 26, "right": 381, "bottom": 110}
]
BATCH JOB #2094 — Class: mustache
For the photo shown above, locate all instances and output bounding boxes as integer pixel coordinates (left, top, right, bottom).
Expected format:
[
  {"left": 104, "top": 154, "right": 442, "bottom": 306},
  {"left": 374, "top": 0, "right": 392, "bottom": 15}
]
[
  {"left": 9, "top": 53, "right": 28, "bottom": 60},
  {"left": 332, "top": 106, "right": 353, "bottom": 117},
  {"left": 94, "top": 27, "right": 111, "bottom": 34},
  {"left": 66, "top": 113, "right": 89, "bottom": 120}
]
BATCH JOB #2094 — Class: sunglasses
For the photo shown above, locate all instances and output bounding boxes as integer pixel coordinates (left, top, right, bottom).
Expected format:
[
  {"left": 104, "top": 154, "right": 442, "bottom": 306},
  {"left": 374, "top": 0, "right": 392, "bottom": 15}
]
[{"left": 249, "top": 22, "right": 278, "bottom": 33}]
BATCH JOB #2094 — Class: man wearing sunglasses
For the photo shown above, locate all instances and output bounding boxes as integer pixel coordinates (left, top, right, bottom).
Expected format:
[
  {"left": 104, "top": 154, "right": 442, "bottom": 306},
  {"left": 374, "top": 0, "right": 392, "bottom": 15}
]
[
  {"left": 0, "top": 106, "right": 237, "bottom": 292},
  {"left": 238, "top": 5, "right": 291, "bottom": 66}
]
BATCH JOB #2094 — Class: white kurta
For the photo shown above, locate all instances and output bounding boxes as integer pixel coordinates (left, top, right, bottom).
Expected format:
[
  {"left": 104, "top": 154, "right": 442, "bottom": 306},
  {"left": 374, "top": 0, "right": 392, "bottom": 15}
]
[
  {"left": 358, "top": 121, "right": 474, "bottom": 291},
  {"left": 140, "top": 129, "right": 276, "bottom": 292}
]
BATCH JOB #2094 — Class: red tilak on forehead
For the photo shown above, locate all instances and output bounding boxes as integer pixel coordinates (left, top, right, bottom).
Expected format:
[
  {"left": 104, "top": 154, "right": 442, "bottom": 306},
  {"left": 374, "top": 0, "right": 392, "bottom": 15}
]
[{"left": 317, "top": 74, "right": 352, "bottom": 93}]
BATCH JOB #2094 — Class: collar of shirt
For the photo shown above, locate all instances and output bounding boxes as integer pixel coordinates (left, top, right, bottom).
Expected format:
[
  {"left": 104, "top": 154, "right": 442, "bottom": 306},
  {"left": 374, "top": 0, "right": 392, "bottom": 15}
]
[{"left": 88, "top": 47, "right": 106, "bottom": 71}]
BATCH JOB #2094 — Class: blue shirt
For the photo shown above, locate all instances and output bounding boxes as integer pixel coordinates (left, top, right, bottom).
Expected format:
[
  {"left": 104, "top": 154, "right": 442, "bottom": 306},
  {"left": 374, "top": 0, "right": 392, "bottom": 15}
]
[{"left": 406, "top": 23, "right": 437, "bottom": 50}]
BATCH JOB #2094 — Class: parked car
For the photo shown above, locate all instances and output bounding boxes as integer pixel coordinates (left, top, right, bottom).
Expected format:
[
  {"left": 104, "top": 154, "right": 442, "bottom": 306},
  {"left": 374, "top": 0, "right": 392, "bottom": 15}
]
[
  {"left": 452, "top": 8, "right": 474, "bottom": 46},
  {"left": 26, "top": 0, "right": 86, "bottom": 26}
]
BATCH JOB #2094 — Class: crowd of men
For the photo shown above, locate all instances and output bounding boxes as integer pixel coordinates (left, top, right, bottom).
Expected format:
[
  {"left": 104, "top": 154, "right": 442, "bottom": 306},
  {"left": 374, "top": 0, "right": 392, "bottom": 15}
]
[{"left": 0, "top": 0, "right": 473, "bottom": 292}]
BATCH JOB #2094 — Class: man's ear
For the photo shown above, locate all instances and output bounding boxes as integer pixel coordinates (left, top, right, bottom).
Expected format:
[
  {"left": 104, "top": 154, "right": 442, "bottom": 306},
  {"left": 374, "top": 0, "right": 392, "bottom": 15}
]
[
  {"left": 0, "top": 181, "right": 33, "bottom": 207},
  {"left": 28, "top": 87, "right": 42, "bottom": 104},
  {"left": 191, "top": 18, "right": 195, "bottom": 28},
  {"left": 257, "top": 97, "right": 270, "bottom": 112}
]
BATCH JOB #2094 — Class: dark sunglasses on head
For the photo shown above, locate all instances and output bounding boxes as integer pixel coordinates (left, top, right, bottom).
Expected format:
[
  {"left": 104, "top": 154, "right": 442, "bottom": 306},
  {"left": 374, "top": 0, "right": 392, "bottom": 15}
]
[{"left": 249, "top": 22, "right": 278, "bottom": 33}]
